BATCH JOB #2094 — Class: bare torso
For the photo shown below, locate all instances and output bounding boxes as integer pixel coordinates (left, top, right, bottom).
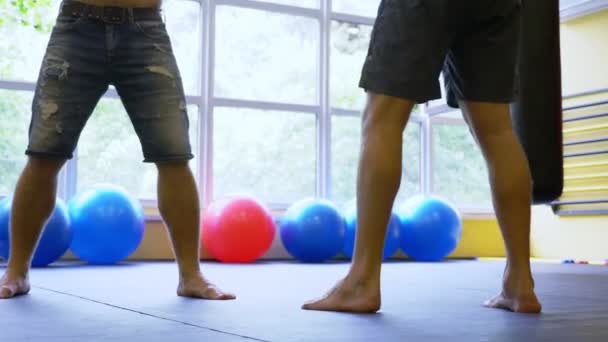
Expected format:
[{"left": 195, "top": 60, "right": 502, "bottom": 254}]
[{"left": 77, "top": 0, "right": 161, "bottom": 8}]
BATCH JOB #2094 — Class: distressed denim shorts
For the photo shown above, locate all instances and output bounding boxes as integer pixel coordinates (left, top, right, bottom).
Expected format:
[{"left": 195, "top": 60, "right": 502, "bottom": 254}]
[{"left": 26, "top": 1, "right": 193, "bottom": 162}]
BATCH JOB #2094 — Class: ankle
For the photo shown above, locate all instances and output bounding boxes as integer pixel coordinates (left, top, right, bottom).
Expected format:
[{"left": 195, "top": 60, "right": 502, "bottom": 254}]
[
  {"left": 345, "top": 270, "right": 380, "bottom": 288},
  {"left": 505, "top": 255, "right": 531, "bottom": 269},
  {"left": 179, "top": 268, "right": 203, "bottom": 281},
  {"left": 3, "top": 270, "right": 29, "bottom": 281},
  {"left": 503, "top": 266, "right": 535, "bottom": 289},
  {"left": 5, "top": 262, "right": 30, "bottom": 279}
]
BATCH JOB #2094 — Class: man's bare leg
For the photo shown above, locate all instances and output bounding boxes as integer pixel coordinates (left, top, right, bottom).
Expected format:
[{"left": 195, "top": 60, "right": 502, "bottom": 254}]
[
  {"left": 460, "top": 101, "right": 541, "bottom": 314},
  {"left": 303, "top": 93, "right": 413, "bottom": 313},
  {"left": 156, "top": 162, "right": 235, "bottom": 300},
  {"left": 0, "top": 157, "right": 65, "bottom": 299}
]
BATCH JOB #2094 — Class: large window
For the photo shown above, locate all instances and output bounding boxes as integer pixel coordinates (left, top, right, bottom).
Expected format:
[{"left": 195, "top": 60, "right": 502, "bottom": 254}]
[
  {"left": 214, "top": 6, "right": 319, "bottom": 104},
  {"left": 256, "top": 0, "right": 319, "bottom": 8},
  {"left": 0, "top": 90, "right": 31, "bottom": 194},
  {"left": 330, "top": 21, "right": 372, "bottom": 110},
  {"left": 332, "top": 0, "right": 381, "bottom": 17},
  {"left": 328, "top": 12, "right": 421, "bottom": 208},
  {"left": 431, "top": 115, "right": 492, "bottom": 208},
  {"left": 331, "top": 115, "right": 421, "bottom": 206},
  {"left": 165, "top": 0, "right": 203, "bottom": 95},
  {"left": 0, "top": 2, "right": 56, "bottom": 196},
  {"left": 76, "top": 99, "right": 199, "bottom": 199},
  {"left": 0, "top": 1, "right": 58, "bottom": 82},
  {"left": 0, "top": 0, "right": 493, "bottom": 213},
  {"left": 213, "top": 107, "right": 316, "bottom": 203}
]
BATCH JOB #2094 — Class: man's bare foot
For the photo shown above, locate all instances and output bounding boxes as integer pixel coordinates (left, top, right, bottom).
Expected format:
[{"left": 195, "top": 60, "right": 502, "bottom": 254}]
[
  {"left": 484, "top": 268, "right": 541, "bottom": 313},
  {"left": 177, "top": 272, "right": 235, "bottom": 300},
  {"left": 302, "top": 276, "right": 381, "bottom": 313},
  {"left": 0, "top": 272, "right": 31, "bottom": 299},
  {"left": 484, "top": 292, "right": 541, "bottom": 313}
]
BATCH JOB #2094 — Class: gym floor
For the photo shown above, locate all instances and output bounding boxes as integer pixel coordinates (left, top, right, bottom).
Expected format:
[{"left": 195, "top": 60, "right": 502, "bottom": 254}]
[{"left": 1, "top": 260, "right": 607, "bottom": 342}]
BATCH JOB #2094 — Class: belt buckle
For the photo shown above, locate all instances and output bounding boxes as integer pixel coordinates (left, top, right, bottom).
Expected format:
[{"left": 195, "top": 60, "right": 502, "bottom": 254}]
[{"left": 102, "top": 6, "right": 126, "bottom": 24}]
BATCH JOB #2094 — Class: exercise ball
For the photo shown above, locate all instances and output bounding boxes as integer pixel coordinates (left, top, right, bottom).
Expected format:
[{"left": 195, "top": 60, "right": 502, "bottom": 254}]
[
  {"left": 202, "top": 196, "right": 275, "bottom": 263},
  {"left": 342, "top": 204, "right": 400, "bottom": 260},
  {"left": 0, "top": 195, "right": 72, "bottom": 267},
  {"left": 397, "top": 195, "right": 462, "bottom": 261},
  {"left": 68, "top": 185, "right": 144, "bottom": 265},
  {"left": 280, "top": 198, "right": 345, "bottom": 263}
]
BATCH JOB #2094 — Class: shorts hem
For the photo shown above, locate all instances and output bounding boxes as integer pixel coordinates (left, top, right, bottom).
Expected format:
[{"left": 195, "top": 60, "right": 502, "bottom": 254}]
[
  {"left": 448, "top": 93, "right": 516, "bottom": 108},
  {"left": 359, "top": 79, "right": 441, "bottom": 104},
  {"left": 143, "top": 154, "right": 194, "bottom": 163},
  {"left": 25, "top": 150, "right": 73, "bottom": 160}
]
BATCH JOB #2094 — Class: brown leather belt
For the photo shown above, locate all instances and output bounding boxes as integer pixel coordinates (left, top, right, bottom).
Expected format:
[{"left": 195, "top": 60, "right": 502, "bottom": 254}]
[{"left": 60, "top": 1, "right": 161, "bottom": 24}]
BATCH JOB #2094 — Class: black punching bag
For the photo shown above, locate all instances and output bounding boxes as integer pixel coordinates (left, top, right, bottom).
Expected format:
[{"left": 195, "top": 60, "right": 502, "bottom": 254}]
[{"left": 510, "top": 0, "right": 563, "bottom": 204}]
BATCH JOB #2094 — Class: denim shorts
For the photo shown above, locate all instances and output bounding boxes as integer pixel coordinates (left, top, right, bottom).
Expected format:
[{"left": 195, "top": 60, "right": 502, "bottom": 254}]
[
  {"left": 360, "top": 0, "right": 522, "bottom": 107},
  {"left": 26, "top": 1, "right": 193, "bottom": 162}
]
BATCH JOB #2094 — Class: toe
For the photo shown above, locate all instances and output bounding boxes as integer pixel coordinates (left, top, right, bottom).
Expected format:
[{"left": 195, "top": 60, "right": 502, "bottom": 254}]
[
  {"left": 482, "top": 298, "right": 496, "bottom": 308},
  {"left": 202, "top": 286, "right": 235, "bottom": 300},
  {"left": 302, "top": 303, "right": 318, "bottom": 310},
  {"left": 484, "top": 296, "right": 514, "bottom": 312},
  {"left": 301, "top": 302, "right": 315, "bottom": 310},
  {"left": 0, "top": 286, "right": 15, "bottom": 299},
  {"left": 219, "top": 293, "right": 236, "bottom": 300},
  {"left": 302, "top": 299, "right": 331, "bottom": 311},
  {"left": 301, "top": 298, "right": 318, "bottom": 309}
]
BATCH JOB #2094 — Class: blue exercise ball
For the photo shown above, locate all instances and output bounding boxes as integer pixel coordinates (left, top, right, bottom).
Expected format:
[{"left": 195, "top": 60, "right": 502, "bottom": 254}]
[
  {"left": 342, "top": 204, "right": 400, "bottom": 260},
  {"left": 68, "top": 185, "right": 144, "bottom": 265},
  {"left": 280, "top": 198, "right": 345, "bottom": 263},
  {"left": 0, "top": 195, "right": 72, "bottom": 267},
  {"left": 397, "top": 195, "right": 462, "bottom": 262}
]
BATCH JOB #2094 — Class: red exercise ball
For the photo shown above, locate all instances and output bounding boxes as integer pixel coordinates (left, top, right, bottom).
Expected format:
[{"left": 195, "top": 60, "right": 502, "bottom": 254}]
[{"left": 201, "top": 196, "right": 275, "bottom": 263}]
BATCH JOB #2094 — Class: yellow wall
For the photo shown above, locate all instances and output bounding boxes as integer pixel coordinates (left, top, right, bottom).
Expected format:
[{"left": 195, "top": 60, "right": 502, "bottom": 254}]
[
  {"left": 449, "top": 218, "right": 504, "bottom": 258},
  {"left": 559, "top": 10, "right": 608, "bottom": 95},
  {"left": 530, "top": 10, "right": 608, "bottom": 261}
]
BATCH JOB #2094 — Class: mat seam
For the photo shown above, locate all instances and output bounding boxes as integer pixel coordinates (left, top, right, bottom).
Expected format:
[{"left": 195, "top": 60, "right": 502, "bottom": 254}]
[{"left": 34, "top": 286, "right": 270, "bottom": 342}]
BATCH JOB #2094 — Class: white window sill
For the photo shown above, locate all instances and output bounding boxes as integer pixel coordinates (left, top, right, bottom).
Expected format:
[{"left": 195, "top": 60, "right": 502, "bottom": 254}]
[{"left": 141, "top": 202, "right": 495, "bottom": 222}]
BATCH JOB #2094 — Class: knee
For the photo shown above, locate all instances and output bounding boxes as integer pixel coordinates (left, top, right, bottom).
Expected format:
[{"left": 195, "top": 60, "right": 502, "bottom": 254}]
[
  {"left": 156, "top": 161, "right": 190, "bottom": 173},
  {"left": 460, "top": 101, "right": 514, "bottom": 146},
  {"left": 25, "top": 157, "right": 66, "bottom": 178},
  {"left": 475, "top": 126, "right": 521, "bottom": 156},
  {"left": 155, "top": 161, "right": 193, "bottom": 181},
  {"left": 362, "top": 93, "right": 414, "bottom": 137}
]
